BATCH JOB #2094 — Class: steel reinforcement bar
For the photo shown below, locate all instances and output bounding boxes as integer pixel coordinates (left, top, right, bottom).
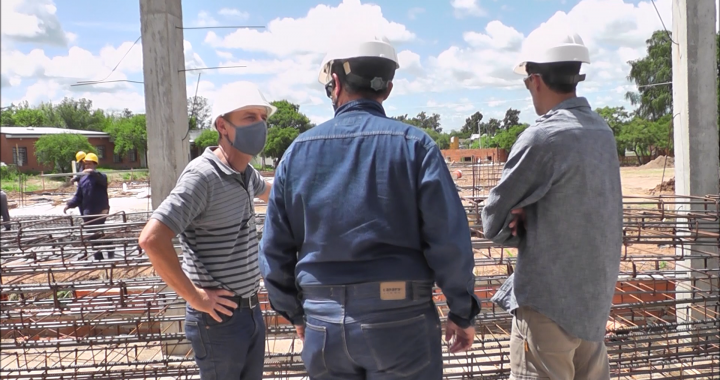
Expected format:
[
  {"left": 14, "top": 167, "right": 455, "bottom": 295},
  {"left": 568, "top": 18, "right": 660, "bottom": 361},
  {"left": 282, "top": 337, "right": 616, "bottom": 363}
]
[{"left": 1, "top": 197, "right": 718, "bottom": 379}]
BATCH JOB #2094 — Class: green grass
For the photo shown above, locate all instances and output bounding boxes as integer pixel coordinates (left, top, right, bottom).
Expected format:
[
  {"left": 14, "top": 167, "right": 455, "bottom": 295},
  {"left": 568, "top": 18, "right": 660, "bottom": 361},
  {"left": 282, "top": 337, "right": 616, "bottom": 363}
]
[{"left": 1, "top": 182, "right": 41, "bottom": 192}]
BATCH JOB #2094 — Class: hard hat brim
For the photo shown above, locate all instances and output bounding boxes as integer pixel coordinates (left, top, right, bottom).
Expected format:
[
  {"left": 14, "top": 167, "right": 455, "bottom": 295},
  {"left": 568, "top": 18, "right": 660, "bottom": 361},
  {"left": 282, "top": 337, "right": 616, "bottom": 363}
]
[
  {"left": 317, "top": 40, "right": 400, "bottom": 85},
  {"left": 214, "top": 104, "right": 278, "bottom": 126}
]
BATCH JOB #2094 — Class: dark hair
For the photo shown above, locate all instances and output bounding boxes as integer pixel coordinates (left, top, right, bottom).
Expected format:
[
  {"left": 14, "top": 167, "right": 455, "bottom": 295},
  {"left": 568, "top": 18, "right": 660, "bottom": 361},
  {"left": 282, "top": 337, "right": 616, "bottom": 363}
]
[
  {"left": 526, "top": 61, "right": 583, "bottom": 94},
  {"left": 330, "top": 57, "right": 397, "bottom": 99}
]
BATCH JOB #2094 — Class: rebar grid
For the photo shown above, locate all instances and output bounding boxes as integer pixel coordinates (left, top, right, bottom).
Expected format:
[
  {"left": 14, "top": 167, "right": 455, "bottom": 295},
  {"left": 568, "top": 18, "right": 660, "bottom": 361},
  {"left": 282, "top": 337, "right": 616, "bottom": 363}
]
[{"left": 1, "top": 196, "right": 718, "bottom": 379}]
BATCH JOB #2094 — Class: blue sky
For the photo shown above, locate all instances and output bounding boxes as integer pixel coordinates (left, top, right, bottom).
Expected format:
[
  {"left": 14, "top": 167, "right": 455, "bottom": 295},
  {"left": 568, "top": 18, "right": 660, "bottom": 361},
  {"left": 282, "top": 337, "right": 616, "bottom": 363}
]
[{"left": 1, "top": 0, "right": 711, "bottom": 130}]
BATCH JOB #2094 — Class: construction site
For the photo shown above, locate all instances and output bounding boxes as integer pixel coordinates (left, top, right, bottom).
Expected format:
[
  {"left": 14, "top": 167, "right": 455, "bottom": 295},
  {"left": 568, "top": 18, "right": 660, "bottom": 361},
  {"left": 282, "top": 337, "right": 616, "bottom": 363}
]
[
  {"left": 1, "top": 0, "right": 718, "bottom": 379},
  {"left": 1, "top": 153, "right": 718, "bottom": 379}
]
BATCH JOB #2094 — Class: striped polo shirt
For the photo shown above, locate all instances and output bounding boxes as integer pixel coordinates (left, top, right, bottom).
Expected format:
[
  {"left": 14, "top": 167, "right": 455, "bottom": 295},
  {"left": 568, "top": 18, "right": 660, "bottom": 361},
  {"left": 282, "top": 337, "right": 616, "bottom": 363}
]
[{"left": 151, "top": 147, "right": 265, "bottom": 297}]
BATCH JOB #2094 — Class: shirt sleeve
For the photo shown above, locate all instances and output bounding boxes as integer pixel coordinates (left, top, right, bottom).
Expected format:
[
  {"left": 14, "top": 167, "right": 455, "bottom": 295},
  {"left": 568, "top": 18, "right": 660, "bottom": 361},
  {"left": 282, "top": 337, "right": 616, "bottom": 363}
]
[
  {"left": 150, "top": 170, "right": 209, "bottom": 235},
  {"left": 259, "top": 149, "right": 304, "bottom": 325},
  {"left": 417, "top": 142, "right": 481, "bottom": 328},
  {"left": 481, "top": 126, "right": 556, "bottom": 245},
  {"left": 67, "top": 181, "right": 83, "bottom": 209},
  {"left": 248, "top": 166, "right": 267, "bottom": 196}
]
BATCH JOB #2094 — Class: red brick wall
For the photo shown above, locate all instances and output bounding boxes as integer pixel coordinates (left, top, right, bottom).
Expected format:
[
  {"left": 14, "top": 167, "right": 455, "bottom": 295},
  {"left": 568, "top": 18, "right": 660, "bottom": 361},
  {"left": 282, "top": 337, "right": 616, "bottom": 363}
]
[
  {"left": 441, "top": 148, "right": 508, "bottom": 163},
  {"left": 0, "top": 134, "right": 141, "bottom": 172}
]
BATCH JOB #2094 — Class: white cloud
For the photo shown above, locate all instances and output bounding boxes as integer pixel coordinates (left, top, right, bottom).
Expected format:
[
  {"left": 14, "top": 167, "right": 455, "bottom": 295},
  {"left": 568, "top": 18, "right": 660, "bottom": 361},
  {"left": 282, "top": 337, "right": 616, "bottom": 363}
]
[
  {"left": 205, "top": 0, "right": 415, "bottom": 56},
  {"left": 408, "top": 7, "right": 425, "bottom": 19},
  {"left": 397, "top": 50, "right": 424, "bottom": 76},
  {"left": 451, "top": 0, "right": 487, "bottom": 18},
  {"left": 463, "top": 21, "right": 523, "bottom": 51},
  {"left": 403, "top": 0, "right": 674, "bottom": 95},
  {"left": 193, "top": 11, "right": 219, "bottom": 27},
  {"left": 1, "top": 0, "right": 68, "bottom": 47},
  {"left": 218, "top": 8, "right": 250, "bottom": 20},
  {"left": 2, "top": 37, "right": 205, "bottom": 115}
]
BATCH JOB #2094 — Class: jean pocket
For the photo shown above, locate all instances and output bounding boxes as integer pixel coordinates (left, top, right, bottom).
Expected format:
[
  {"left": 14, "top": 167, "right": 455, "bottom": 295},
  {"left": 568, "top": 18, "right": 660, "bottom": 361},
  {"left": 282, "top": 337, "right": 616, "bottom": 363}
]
[
  {"left": 361, "top": 314, "right": 431, "bottom": 377},
  {"left": 301, "top": 322, "right": 329, "bottom": 378},
  {"left": 184, "top": 321, "right": 207, "bottom": 360},
  {"left": 202, "top": 308, "right": 236, "bottom": 329}
]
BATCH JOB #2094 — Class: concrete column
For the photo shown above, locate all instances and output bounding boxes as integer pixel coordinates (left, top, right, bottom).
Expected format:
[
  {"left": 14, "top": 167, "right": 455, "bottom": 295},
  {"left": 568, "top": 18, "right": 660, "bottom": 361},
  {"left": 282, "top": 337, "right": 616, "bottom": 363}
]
[
  {"left": 671, "top": 0, "right": 719, "bottom": 324},
  {"left": 140, "top": 0, "right": 190, "bottom": 209}
]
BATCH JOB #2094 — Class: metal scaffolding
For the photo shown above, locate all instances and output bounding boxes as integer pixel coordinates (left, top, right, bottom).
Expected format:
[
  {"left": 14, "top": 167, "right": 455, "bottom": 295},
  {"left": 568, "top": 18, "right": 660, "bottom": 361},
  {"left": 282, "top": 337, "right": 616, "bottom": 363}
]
[{"left": 1, "top": 195, "right": 718, "bottom": 379}]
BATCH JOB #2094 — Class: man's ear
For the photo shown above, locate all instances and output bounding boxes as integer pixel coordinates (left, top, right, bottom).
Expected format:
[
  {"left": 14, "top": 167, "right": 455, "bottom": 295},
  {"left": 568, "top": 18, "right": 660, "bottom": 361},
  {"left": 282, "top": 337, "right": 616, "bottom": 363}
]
[
  {"left": 382, "top": 82, "right": 393, "bottom": 101},
  {"left": 215, "top": 117, "right": 226, "bottom": 137},
  {"left": 332, "top": 73, "right": 342, "bottom": 99}
]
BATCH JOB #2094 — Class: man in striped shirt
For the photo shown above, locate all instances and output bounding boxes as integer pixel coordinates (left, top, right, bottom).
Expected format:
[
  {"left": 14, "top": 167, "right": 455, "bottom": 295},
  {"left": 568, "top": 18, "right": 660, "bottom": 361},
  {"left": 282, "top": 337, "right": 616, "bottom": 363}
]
[{"left": 139, "top": 82, "right": 275, "bottom": 380}]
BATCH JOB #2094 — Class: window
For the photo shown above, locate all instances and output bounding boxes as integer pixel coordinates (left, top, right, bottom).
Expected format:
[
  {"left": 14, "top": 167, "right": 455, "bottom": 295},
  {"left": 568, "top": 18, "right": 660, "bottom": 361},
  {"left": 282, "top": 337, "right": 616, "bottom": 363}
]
[
  {"left": 96, "top": 146, "right": 106, "bottom": 159},
  {"left": 461, "top": 156, "right": 472, "bottom": 163},
  {"left": 113, "top": 153, "right": 122, "bottom": 163},
  {"left": 128, "top": 149, "right": 137, "bottom": 162},
  {"left": 12, "top": 147, "right": 28, "bottom": 167}
]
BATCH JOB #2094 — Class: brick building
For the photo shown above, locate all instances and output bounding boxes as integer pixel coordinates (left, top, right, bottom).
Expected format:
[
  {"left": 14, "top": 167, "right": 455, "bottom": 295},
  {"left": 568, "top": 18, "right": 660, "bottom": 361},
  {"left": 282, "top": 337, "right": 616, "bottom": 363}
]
[
  {"left": 0, "top": 126, "right": 143, "bottom": 172},
  {"left": 440, "top": 147, "right": 508, "bottom": 164}
]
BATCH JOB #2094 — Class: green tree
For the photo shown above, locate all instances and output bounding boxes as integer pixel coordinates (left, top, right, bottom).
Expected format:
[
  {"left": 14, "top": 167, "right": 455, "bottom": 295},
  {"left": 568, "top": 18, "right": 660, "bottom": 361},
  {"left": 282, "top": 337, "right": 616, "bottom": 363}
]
[
  {"left": 619, "top": 116, "right": 672, "bottom": 165},
  {"left": 104, "top": 114, "right": 147, "bottom": 157},
  {"left": 34, "top": 133, "right": 95, "bottom": 173},
  {"left": 460, "top": 111, "right": 483, "bottom": 137},
  {"left": 501, "top": 108, "right": 521, "bottom": 130},
  {"left": 625, "top": 31, "right": 673, "bottom": 121},
  {"left": 264, "top": 126, "right": 300, "bottom": 160},
  {"left": 49, "top": 97, "right": 107, "bottom": 130},
  {"left": 188, "top": 96, "right": 212, "bottom": 130},
  {"left": 194, "top": 129, "right": 219, "bottom": 151},
  {"left": 480, "top": 118, "right": 502, "bottom": 137},
  {"left": 268, "top": 100, "right": 313, "bottom": 132},
  {"left": 0, "top": 105, "right": 15, "bottom": 125},
  {"left": 596, "top": 106, "right": 631, "bottom": 156},
  {"left": 491, "top": 124, "right": 529, "bottom": 150}
]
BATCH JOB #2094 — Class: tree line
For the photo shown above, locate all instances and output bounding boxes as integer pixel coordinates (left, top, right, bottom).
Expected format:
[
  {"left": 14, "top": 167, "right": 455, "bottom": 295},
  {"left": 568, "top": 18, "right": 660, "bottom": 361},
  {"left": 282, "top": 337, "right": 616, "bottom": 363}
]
[{"left": 1, "top": 29, "right": 717, "bottom": 171}]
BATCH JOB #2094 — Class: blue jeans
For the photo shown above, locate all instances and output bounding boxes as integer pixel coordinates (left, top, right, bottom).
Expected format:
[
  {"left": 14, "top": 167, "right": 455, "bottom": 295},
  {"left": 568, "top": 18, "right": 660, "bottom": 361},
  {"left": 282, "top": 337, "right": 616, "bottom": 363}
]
[
  {"left": 300, "top": 282, "right": 443, "bottom": 380},
  {"left": 184, "top": 304, "right": 265, "bottom": 380}
]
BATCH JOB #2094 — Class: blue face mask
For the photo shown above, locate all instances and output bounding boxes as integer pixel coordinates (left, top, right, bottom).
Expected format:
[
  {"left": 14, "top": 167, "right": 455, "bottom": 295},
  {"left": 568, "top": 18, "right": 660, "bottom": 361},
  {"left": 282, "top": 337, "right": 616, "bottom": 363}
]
[{"left": 224, "top": 120, "right": 268, "bottom": 156}]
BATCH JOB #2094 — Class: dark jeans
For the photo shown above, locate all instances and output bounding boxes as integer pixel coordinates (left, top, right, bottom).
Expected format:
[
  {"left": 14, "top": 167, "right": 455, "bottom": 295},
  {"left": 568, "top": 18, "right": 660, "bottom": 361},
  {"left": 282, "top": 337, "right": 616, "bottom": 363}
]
[
  {"left": 185, "top": 303, "right": 265, "bottom": 380},
  {"left": 82, "top": 214, "right": 114, "bottom": 260},
  {"left": 300, "top": 282, "right": 443, "bottom": 380}
]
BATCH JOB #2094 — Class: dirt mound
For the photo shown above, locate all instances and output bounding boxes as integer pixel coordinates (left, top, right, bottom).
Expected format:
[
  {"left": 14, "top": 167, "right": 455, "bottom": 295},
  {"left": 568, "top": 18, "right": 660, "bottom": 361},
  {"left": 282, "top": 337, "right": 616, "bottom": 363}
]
[
  {"left": 642, "top": 156, "right": 674, "bottom": 169},
  {"left": 650, "top": 177, "right": 675, "bottom": 194}
]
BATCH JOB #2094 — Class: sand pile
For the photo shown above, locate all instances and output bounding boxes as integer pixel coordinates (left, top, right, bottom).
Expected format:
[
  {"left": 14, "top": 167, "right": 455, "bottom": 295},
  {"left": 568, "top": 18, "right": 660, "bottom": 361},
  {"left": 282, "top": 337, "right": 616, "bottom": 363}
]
[
  {"left": 650, "top": 177, "right": 675, "bottom": 194},
  {"left": 642, "top": 155, "right": 674, "bottom": 169}
]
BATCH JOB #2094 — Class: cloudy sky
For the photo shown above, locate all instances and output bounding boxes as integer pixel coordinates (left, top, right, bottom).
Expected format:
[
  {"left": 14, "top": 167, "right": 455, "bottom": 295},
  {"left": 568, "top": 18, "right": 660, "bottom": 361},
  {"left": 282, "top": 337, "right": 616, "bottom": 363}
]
[{"left": 0, "top": 0, "right": 716, "bottom": 130}]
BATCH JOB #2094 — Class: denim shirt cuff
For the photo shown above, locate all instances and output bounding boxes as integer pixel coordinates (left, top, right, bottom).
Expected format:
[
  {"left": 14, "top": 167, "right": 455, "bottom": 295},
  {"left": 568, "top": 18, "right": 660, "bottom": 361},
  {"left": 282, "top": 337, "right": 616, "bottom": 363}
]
[{"left": 447, "top": 312, "right": 473, "bottom": 329}]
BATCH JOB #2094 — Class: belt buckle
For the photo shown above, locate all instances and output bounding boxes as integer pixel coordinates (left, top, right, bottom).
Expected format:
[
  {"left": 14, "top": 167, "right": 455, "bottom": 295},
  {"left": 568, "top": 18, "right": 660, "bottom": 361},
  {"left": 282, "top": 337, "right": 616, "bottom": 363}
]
[{"left": 247, "top": 294, "right": 256, "bottom": 309}]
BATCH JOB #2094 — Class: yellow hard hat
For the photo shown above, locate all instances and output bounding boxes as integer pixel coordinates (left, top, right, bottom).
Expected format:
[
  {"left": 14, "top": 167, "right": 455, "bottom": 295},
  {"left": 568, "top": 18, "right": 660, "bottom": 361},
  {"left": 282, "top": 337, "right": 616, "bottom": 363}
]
[
  {"left": 76, "top": 151, "right": 87, "bottom": 162},
  {"left": 84, "top": 153, "right": 99, "bottom": 164}
]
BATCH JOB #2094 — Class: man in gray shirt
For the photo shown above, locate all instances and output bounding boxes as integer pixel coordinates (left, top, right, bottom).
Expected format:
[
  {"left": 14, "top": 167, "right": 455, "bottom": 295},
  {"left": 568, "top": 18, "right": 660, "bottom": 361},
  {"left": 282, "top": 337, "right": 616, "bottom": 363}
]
[
  {"left": 139, "top": 82, "right": 275, "bottom": 380},
  {"left": 482, "top": 32, "right": 622, "bottom": 379}
]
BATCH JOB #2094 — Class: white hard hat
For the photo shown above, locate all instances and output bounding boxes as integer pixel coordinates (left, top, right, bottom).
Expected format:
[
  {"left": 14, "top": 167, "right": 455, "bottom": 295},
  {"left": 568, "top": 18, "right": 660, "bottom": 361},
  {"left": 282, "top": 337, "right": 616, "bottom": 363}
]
[
  {"left": 318, "top": 39, "right": 400, "bottom": 85},
  {"left": 212, "top": 81, "right": 277, "bottom": 122},
  {"left": 513, "top": 32, "right": 590, "bottom": 76}
]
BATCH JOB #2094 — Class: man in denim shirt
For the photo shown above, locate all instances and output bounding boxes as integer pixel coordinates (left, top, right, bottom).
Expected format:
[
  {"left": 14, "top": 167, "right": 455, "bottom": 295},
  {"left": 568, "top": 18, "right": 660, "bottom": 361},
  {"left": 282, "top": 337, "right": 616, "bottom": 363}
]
[
  {"left": 260, "top": 39, "right": 480, "bottom": 379},
  {"left": 483, "top": 32, "right": 622, "bottom": 379}
]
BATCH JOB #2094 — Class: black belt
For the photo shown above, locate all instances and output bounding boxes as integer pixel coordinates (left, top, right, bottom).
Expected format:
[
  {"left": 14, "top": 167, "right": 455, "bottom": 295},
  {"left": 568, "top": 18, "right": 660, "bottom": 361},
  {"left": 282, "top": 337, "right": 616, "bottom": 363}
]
[{"left": 225, "top": 293, "right": 259, "bottom": 309}]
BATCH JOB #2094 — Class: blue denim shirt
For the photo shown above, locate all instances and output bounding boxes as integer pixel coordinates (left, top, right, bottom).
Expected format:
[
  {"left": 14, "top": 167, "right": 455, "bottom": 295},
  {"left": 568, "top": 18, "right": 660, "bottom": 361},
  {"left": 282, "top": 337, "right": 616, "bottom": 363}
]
[{"left": 260, "top": 99, "right": 480, "bottom": 327}]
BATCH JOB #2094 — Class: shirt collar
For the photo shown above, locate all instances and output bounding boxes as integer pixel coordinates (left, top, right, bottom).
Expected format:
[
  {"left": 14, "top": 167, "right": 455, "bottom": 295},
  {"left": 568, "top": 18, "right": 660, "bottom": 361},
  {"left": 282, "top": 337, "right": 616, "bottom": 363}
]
[
  {"left": 536, "top": 97, "right": 591, "bottom": 122},
  {"left": 203, "top": 147, "right": 250, "bottom": 178},
  {"left": 334, "top": 99, "right": 387, "bottom": 118}
]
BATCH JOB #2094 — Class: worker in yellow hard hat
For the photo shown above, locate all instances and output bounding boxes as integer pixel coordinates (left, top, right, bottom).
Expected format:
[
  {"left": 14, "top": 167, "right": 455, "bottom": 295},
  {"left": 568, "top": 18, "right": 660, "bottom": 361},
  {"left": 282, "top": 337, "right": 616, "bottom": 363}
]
[
  {"left": 65, "top": 151, "right": 112, "bottom": 260},
  {"left": 71, "top": 151, "right": 87, "bottom": 184}
]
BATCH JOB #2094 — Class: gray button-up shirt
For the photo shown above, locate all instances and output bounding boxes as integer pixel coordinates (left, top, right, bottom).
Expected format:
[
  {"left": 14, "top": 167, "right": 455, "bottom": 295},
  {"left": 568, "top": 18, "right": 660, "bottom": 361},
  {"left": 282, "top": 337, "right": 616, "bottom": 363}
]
[{"left": 482, "top": 97, "right": 623, "bottom": 342}]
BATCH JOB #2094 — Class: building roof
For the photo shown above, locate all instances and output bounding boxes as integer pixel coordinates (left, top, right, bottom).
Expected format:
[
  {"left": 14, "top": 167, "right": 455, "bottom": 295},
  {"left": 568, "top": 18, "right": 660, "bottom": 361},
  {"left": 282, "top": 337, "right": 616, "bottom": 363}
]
[{"left": 0, "top": 126, "right": 110, "bottom": 138}]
